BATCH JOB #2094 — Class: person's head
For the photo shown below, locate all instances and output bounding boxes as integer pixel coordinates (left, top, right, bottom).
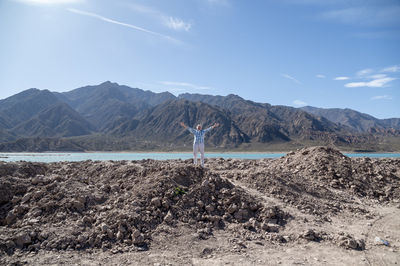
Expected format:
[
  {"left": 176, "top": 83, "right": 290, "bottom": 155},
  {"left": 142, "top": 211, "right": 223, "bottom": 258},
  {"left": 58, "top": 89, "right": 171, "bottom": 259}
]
[{"left": 196, "top": 124, "right": 202, "bottom": 130}]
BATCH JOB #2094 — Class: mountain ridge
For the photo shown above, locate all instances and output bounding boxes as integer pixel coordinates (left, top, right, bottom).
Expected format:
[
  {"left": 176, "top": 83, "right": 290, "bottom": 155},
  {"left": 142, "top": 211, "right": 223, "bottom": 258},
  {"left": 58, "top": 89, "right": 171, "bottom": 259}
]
[
  {"left": 0, "top": 81, "right": 399, "bottom": 151},
  {"left": 301, "top": 106, "right": 400, "bottom": 132}
]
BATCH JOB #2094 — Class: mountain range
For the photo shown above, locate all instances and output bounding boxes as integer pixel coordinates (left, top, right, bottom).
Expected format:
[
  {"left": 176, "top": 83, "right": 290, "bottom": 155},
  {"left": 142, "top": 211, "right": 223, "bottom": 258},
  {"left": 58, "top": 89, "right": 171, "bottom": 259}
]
[{"left": 0, "top": 81, "right": 399, "bottom": 152}]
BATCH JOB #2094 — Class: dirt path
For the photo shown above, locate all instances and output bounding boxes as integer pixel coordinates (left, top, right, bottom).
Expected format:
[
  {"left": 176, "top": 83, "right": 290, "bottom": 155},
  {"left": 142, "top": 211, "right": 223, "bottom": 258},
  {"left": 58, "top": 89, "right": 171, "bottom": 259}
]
[
  {"left": 362, "top": 206, "right": 400, "bottom": 266},
  {"left": 228, "top": 177, "right": 400, "bottom": 266}
]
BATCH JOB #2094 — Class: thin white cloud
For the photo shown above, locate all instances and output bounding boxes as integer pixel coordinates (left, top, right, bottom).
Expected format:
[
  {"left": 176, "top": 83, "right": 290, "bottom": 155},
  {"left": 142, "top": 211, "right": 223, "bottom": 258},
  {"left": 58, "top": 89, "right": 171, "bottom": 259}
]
[
  {"left": 127, "top": 3, "right": 192, "bottom": 32},
  {"left": 207, "top": 0, "right": 230, "bottom": 6},
  {"left": 285, "top": 1, "right": 400, "bottom": 27},
  {"left": 281, "top": 73, "right": 302, "bottom": 84},
  {"left": 67, "top": 8, "right": 181, "bottom": 44},
  {"left": 316, "top": 74, "right": 326, "bottom": 78},
  {"left": 356, "top": 68, "right": 373, "bottom": 76},
  {"left": 283, "top": 0, "right": 358, "bottom": 5},
  {"left": 381, "top": 65, "right": 400, "bottom": 73},
  {"left": 159, "top": 81, "right": 212, "bottom": 90},
  {"left": 320, "top": 6, "right": 400, "bottom": 27},
  {"left": 293, "top": 99, "right": 307, "bottom": 106},
  {"left": 371, "top": 95, "right": 393, "bottom": 100},
  {"left": 128, "top": 3, "right": 160, "bottom": 16},
  {"left": 353, "top": 30, "right": 400, "bottom": 39},
  {"left": 370, "top": 74, "right": 387, "bottom": 79},
  {"left": 15, "top": 0, "right": 82, "bottom": 4},
  {"left": 345, "top": 77, "right": 396, "bottom": 88},
  {"left": 165, "top": 17, "right": 191, "bottom": 32},
  {"left": 334, "top": 76, "right": 350, "bottom": 80}
]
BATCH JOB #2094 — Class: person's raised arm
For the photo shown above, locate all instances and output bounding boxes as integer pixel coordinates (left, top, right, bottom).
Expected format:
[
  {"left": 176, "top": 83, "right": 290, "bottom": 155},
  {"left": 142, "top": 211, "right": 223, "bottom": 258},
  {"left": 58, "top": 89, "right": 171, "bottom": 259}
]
[
  {"left": 181, "top": 122, "right": 195, "bottom": 134},
  {"left": 204, "top": 122, "right": 219, "bottom": 132}
]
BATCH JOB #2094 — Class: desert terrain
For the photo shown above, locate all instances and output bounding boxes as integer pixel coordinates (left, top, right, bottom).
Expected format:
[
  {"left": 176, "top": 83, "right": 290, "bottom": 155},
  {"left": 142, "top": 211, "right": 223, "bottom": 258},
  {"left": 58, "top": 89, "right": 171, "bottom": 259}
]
[{"left": 1, "top": 146, "right": 399, "bottom": 265}]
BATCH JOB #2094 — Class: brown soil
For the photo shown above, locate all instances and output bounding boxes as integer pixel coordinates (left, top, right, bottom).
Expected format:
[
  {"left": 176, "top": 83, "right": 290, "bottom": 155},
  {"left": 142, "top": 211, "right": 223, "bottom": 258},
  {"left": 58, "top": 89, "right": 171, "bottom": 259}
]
[{"left": 1, "top": 146, "right": 399, "bottom": 265}]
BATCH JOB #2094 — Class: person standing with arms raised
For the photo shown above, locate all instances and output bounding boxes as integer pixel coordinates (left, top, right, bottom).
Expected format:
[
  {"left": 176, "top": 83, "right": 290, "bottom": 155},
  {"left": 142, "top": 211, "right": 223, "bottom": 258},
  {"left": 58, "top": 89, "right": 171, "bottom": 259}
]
[{"left": 180, "top": 122, "right": 219, "bottom": 167}]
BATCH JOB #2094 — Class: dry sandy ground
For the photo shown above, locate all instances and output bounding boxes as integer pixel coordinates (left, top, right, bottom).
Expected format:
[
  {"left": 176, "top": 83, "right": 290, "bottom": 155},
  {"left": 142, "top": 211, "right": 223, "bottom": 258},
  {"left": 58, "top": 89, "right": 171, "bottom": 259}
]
[{"left": 1, "top": 146, "right": 399, "bottom": 265}]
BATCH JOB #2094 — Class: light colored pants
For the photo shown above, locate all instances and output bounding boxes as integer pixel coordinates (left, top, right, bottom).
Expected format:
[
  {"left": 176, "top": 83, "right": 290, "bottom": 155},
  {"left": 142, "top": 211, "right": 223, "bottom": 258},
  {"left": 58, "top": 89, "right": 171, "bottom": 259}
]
[{"left": 193, "top": 143, "right": 205, "bottom": 166}]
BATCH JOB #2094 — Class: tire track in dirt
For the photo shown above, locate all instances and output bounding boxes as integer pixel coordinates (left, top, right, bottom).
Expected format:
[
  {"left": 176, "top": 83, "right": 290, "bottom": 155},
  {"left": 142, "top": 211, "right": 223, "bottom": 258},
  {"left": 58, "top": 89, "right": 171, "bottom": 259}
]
[{"left": 363, "top": 207, "right": 400, "bottom": 266}]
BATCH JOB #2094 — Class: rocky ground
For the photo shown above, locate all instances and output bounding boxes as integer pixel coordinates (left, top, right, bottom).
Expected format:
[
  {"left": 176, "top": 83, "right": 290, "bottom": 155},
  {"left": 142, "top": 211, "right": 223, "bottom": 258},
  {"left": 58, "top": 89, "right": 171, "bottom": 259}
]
[{"left": 0, "top": 146, "right": 399, "bottom": 265}]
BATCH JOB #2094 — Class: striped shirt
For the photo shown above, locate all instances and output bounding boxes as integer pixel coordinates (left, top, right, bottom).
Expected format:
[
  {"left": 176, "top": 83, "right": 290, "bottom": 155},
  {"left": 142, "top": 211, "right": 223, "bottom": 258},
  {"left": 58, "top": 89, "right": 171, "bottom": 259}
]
[{"left": 187, "top": 126, "right": 214, "bottom": 144}]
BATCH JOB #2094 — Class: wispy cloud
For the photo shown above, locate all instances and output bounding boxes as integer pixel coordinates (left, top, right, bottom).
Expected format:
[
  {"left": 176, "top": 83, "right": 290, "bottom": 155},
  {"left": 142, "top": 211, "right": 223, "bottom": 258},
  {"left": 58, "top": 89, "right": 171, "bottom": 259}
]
[
  {"left": 345, "top": 77, "right": 396, "bottom": 88},
  {"left": 381, "top": 65, "right": 400, "bottom": 73},
  {"left": 127, "top": 3, "right": 192, "bottom": 32},
  {"left": 371, "top": 95, "right": 393, "bottom": 100},
  {"left": 316, "top": 74, "right": 326, "bottom": 78},
  {"left": 293, "top": 99, "right": 307, "bottom": 106},
  {"left": 370, "top": 74, "right": 387, "bottom": 79},
  {"left": 159, "top": 81, "right": 212, "bottom": 90},
  {"left": 207, "top": 0, "right": 230, "bottom": 7},
  {"left": 286, "top": 1, "right": 400, "bottom": 40},
  {"left": 319, "top": 5, "right": 400, "bottom": 27},
  {"left": 334, "top": 76, "right": 350, "bottom": 80},
  {"left": 338, "top": 66, "right": 398, "bottom": 88},
  {"left": 356, "top": 68, "right": 373, "bottom": 76},
  {"left": 165, "top": 17, "right": 191, "bottom": 32},
  {"left": 15, "top": 0, "right": 82, "bottom": 4},
  {"left": 353, "top": 30, "right": 400, "bottom": 39},
  {"left": 67, "top": 8, "right": 181, "bottom": 44},
  {"left": 281, "top": 73, "right": 302, "bottom": 84}
]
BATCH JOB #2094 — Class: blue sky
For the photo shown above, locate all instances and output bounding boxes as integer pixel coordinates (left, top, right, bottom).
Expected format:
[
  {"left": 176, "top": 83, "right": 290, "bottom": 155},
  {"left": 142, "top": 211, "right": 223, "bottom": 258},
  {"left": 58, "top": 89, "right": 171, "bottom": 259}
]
[{"left": 0, "top": 0, "right": 399, "bottom": 118}]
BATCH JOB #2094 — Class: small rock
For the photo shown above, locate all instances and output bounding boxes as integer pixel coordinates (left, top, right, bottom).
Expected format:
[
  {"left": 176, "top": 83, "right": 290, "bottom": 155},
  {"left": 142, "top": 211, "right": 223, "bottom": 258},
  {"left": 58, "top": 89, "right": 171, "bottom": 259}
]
[
  {"left": 132, "top": 230, "right": 145, "bottom": 245},
  {"left": 5, "top": 212, "right": 16, "bottom": 225},
  {"left": 82, "top": 216, "right": 92, "bottom": 224},
  {"left": 21, "top": 193, "right": 31, "bottom": 204},
  {"left": 162, "top": 200, "right": 170, "bottom": 208},
  {"left": 164, "top": 211, "right": 173, "bottom": 223},
  {"left": 262, "top": 222, "right": 280, "bottom": 233},
  {"left": 234, "top": 209, "right": 249, "bottom": 221},
  {"left": 268, "top": 218, "right": 278, "bottom": 224},
  {"left": 107, "top": 229, "right": 114, "bottom": 239},
  {"left": 132, "top": 229, "right": 141, "bottom": 238},
  {"left": 6, "top": 240, "right": 16, "bottom": 249},
  {"left": 77, "top": 235, "right": 87, "bottom": 244},
  {"left": 14, "top": 233, "right": 32, "bottom": 248},
  {"left": 100, "top": 223, "right": 109, "bottom": 232},
  {"left": 302, "top": 229, "right": 319, "bottom": 241},
  {"left": 347, "top": 239, "right": 358, "bottom": 249},
  {"left": 197, "top": 200, "right": 205, "bottom": 208},
  {"left": 205, "top": 205, "right": 215, "bottom": 213},
  {"left": 71, "top": 200, "right": 85, "bottom": 212},
  {"left": 227, "top": 204, "right": 238, "bottom": 214},
  {"left": 202, "top": 247, "right": 213, "bottom": 256},
  {"left": 151, "top": 197, "right": 161, "bottom": 207},
  {"left": 116, "top": 231, "right": 124, "bottom": 240},
  {"left": 27, "top": 218, "right": 39, "bottom": 224},
  {"left": 31, "top": 176, "right": 42, "bottom": 185}
]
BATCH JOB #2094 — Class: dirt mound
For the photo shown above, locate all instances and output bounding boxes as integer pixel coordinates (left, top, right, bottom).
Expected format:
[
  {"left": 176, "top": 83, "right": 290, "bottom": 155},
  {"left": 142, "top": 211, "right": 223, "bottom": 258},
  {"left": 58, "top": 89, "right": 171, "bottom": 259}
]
[
  {"left": 210, "top": 146, "right": 400, "bottom": 216},
  {"left": 0, "top": 160, "right": 288, "bottom": 255},
  {"left": 272, "top": 146, "right": 400, "bottom": 201},
  {"left": 274, "top": 146, "right": 400, "bottom": 200}
]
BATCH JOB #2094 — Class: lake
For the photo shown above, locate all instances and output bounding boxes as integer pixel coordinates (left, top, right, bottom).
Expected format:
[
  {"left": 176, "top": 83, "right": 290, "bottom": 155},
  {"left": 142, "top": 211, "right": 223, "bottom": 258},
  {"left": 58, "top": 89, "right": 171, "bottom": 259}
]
[{"left": 0, "top": 152, "right": 400, "bottom": 163}]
